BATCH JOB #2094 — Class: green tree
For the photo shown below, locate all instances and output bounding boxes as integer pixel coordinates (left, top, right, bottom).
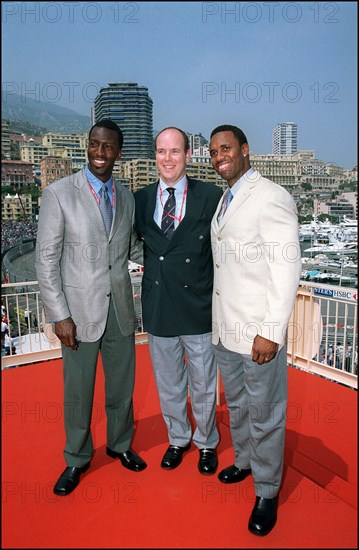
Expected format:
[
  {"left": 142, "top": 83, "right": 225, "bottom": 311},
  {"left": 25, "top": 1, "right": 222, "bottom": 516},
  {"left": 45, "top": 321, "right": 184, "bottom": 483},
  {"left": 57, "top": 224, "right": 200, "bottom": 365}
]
[{"left": 301, "top": 182, "right": 313, "bottom": 191}]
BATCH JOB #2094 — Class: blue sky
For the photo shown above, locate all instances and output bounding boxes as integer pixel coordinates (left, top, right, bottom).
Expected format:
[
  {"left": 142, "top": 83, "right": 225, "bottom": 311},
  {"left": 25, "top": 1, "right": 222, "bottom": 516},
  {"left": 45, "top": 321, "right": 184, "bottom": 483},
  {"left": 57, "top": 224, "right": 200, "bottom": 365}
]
[{"left": 2, "top": 1, "right": 357, "bottom": 168}]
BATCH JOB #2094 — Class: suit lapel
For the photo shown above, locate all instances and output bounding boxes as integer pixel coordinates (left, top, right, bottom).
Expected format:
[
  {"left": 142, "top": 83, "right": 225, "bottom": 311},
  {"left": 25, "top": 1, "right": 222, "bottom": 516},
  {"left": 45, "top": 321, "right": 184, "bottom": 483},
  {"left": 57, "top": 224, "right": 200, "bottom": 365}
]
[
  {"left": 218, "top": 172, "right": 259, "bottom": 230},
  {"left": 75, "top": 169, "right": 107, "bottom": 236},
  {"left": 219, "top": 188, "right": 251, "bottom": 229},
  {"left": 111, "top": 180, "right": 123, "bottom": 239},
  {"left": 145, "top": 183, "right": 162, "bottom": 234}
]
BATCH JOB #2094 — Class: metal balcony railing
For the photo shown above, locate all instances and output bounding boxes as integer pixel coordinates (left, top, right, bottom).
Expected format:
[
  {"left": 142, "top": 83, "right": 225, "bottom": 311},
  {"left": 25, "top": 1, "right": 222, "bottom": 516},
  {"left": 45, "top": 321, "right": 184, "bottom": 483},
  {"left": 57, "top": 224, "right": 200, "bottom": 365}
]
[
  {"left": 1, "top": 276, "right": 147, "bottom": 369},
  {"left": 287, "top": 281, "right": 357, "bottom": 388},
  {"left": 1, "top": 278, "right": 358, "bottom": 389}
]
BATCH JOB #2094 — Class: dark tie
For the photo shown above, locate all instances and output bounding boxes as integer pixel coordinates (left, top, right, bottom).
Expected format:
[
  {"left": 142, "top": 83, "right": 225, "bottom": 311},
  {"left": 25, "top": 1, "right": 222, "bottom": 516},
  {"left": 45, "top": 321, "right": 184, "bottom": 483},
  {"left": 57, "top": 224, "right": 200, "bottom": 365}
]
[
  {"left": 99, "top": 183, "right": 113, "bottom": 236},
  {"left": 161, "top": 187, "right": 176, "bottom": 238},
  {"left": 217, "top": 188, "right": 233, "bottom": 223}
]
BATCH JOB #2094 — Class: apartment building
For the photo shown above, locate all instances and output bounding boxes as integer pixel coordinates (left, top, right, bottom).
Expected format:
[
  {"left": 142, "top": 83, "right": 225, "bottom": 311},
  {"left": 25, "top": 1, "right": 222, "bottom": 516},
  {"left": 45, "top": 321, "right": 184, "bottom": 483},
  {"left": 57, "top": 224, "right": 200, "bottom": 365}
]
[
  {"left": 122, "top": 158, "right": 222, "bottom": 192},
  {"left": 40, "top": 157, "right": 73, "bottom": 189},
  {"left": 250, "top": 152, "right": 301, "bottom": 189},
  {"left": 2, "top": 193, "right": 33, "bottom": 220},
  {"left": 20, "top": 133, "right": 88, "bottom": 172},
  {"left": 1, "top": 160, "right": 34, "bottom": 188}
]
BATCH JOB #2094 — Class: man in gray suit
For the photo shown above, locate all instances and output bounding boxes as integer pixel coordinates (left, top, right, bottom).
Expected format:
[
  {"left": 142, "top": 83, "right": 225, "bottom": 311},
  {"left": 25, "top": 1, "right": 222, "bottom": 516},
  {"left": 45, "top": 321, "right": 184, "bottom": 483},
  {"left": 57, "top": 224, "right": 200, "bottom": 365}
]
[{"left": 35, "top": 120, "right": 147, "bottom": 497}]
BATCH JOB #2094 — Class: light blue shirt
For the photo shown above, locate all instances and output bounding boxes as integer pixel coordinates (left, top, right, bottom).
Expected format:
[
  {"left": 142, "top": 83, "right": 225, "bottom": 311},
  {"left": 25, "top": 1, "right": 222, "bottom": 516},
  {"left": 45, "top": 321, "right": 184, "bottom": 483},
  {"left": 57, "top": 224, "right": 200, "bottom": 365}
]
[
  {"left": 154, "top": 175, "right": 188, "bottom": 229},
  {"left": 84, "top": 165, "right": 114, "bottom": 205}
]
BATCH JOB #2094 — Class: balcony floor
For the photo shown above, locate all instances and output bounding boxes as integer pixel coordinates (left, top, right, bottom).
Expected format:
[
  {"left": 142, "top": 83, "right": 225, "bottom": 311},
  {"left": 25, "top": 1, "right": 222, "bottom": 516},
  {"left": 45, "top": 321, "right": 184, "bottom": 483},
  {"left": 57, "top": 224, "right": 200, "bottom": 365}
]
[{"left": 2, "top": 344, "right": 357, "bottom": 548}]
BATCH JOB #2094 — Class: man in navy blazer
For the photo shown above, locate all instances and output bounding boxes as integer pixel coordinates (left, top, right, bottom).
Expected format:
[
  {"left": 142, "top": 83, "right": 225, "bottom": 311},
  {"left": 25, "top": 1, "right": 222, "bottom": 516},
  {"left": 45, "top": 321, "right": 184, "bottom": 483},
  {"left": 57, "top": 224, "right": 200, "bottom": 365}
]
[{"left": 135, "top": 127, "right": 222, "bottom": 474}]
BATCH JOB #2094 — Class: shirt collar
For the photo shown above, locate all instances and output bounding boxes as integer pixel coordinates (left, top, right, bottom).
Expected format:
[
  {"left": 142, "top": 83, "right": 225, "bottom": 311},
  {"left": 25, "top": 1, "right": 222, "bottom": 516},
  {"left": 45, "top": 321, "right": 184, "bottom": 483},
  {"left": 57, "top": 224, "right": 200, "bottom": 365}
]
[
  {"left": 159, "top": 174, "right": 187, "bottom": 194},
  {"left": 229, "top": 167, "right": 254, "bottom": 197},
  {"left": 85, "top": 165, "right": 112, "bottom": 194}
]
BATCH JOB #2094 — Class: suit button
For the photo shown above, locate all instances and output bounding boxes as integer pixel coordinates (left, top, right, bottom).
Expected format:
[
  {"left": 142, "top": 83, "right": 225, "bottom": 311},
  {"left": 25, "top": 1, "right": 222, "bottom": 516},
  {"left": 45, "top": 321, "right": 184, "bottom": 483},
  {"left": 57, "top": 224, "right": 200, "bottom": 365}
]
[
  {"left": 184, "top": 285, "right": 188, "bottom": 288},
  {"left": 155, "top": 281, "right": 159, "bottom": 285},
  {"left": 107, "top": 293, "right": 111, "bottom": 297},
  {"left": 109, "top": 265, "right": 112, "bottom": 270},
  {"left": 185, "top": 258, "right": 191, "bottom": 263},
  {"left": 199, "top": 235, "right": 204, "bottom": 240},
  {"left": 159, "top": 256, "right": 164, "bottom": 261},
  {"left": 216, "top": 264, "right": 220, "bottom": 268},
  {"left": 218, "top": 236, "right": 222, "bottom": 241},
  {"left": 215, "top": 290, "right": 220, "bottom": 296}
]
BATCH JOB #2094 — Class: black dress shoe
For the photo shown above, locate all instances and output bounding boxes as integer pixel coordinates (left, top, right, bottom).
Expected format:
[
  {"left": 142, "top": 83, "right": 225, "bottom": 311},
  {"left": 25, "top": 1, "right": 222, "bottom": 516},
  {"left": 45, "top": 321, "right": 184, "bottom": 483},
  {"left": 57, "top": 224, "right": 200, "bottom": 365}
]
[
  {"left": 161, "top": 443, "right": 191, "bottom": 470},
  {"left": 218, "top": 465, "right": 251, "bottom": 484},
  {"left": 106, "top": 447, "right": 147, "bottom": 472},
  {"left": 53, "top": 462, "right": 90, "bottom": 496},
  {"left": 248, "top": 496, "right": 278, "bottom": 536},
  {"left": 198, "top": 448, "right": 218, "bottom": 475}
]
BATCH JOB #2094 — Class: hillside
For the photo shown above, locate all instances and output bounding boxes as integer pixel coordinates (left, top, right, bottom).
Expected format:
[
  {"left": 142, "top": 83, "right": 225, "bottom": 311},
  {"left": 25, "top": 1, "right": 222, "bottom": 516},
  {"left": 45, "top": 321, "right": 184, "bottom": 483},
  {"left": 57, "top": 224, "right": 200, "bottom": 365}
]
[{"left": 2, "top": 91, "right": 91, "bottom": 133}]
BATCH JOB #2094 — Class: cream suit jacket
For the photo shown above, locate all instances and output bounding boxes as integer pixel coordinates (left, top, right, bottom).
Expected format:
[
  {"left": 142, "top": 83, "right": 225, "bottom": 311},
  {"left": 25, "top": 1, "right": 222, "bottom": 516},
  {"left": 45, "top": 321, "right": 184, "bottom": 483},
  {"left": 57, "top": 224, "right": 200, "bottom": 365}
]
[
  {"left": 35, "top": 168, "right": 143, "bottom": 342},
  {"left": 211, "top": 170, "right": 302, "bottom": 355}
]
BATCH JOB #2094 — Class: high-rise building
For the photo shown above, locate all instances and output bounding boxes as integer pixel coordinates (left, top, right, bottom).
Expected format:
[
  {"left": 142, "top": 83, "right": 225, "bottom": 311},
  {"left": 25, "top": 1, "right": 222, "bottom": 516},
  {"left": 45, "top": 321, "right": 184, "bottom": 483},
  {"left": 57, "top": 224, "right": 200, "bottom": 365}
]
[
  {"left": 1, "top": 120, "right": 11, "bottom": 159},
  {"left": 272, "top": 122, "right": 298, "bottom": 155},
  {"left": 186, "top": 132, "right": 208, "bottom": 155},
  {"left": 92, "top": 82, "right": 153, "bottom": 161}
]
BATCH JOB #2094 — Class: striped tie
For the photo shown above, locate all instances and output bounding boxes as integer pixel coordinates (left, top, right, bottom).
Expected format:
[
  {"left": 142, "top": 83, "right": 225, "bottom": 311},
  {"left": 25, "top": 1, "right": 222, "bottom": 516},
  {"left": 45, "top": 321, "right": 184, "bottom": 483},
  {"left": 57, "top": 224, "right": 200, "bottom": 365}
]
[
  {"left": 99, "top": 184, "right": 113, "bottom": 236},
  {"left": 161, "top": 187, "right": 176, "bottom": 238}
]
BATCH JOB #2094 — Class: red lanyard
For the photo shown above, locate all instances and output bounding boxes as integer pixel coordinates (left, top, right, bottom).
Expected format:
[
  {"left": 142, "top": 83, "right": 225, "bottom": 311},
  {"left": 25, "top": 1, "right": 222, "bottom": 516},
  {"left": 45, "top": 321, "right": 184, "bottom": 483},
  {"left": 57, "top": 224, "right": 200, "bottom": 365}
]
[
  {"left": 159, "top": 179, "right": 188, "bottom": 223},
  {"left": 88, "top": 181, "right": 115, "bottom": 208}
]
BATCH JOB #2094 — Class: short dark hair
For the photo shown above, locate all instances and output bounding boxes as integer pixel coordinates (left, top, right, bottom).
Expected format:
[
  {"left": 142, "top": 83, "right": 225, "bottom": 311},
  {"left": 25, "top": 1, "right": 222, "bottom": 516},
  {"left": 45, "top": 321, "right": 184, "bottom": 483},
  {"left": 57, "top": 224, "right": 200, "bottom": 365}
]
[
  {"left": 89, "top": 119, "right": 123, "bottom": 149},
  {"left": 210, "top": 125, "right": 248, "bottom": 147},
  {"left": 155, "top": 127, "right": 190, "bottom": 152}
]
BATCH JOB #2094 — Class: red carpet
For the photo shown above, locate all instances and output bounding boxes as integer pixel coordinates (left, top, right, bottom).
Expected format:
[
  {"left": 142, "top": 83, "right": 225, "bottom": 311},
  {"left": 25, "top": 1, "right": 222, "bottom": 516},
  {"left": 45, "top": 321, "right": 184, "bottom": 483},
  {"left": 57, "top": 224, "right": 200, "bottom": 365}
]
[{"left": 1, "top": 344, "right": 357, "bottom": 548}]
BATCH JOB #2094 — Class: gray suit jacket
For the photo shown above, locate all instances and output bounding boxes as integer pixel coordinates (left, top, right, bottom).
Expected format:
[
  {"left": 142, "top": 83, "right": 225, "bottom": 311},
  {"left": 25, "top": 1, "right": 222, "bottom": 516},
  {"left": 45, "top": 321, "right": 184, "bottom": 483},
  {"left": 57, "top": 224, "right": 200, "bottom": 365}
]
[{"left": 35, "top": 168, "right": 143, "bottom": 341}]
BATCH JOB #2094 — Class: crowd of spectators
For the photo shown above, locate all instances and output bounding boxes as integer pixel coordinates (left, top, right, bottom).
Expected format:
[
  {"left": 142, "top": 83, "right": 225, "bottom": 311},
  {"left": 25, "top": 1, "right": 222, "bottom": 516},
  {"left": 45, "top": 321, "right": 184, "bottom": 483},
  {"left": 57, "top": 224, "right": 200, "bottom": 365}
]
[{"left": 1, "top": 220, "right": 37, "bottom": 253}]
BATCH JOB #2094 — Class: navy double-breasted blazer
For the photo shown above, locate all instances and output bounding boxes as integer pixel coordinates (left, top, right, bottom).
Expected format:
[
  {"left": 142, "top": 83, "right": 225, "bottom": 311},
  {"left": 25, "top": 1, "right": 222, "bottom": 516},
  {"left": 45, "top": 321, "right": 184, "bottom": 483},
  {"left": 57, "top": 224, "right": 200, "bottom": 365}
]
[{"left": 134, "top": 177, "right": 222, "bottom": 336}]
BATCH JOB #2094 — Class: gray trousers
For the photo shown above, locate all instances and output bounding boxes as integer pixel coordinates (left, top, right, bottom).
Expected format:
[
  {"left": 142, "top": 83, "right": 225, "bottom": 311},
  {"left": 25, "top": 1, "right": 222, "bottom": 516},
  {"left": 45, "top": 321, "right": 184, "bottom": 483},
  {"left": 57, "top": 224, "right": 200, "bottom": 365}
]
[
  {"left": 213, "top": 340, "right": 288, "bottom": 498},
  {"left": 148, "top": 332, "right": 219, "bottom": 449},
  {"left": 61, "top": 298, "right": 135, "bottom": 467}
]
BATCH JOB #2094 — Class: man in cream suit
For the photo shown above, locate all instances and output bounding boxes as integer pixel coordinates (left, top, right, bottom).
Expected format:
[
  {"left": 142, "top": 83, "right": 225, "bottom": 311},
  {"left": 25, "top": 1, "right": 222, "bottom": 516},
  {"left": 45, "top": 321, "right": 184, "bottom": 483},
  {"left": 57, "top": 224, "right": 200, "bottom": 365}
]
[
  {"left": 209, "top": 125, "right": 301, "bottom": 536},
  {"left": 35, "top": 120, "right": 147, "bottom": 497}
]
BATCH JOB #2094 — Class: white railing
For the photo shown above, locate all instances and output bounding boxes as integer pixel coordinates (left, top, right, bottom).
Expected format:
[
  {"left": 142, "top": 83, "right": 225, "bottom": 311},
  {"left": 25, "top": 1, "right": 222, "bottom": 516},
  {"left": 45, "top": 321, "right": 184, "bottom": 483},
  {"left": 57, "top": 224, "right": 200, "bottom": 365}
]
[
  {"left": 287, "top": 281, "right": 357, "bottom": 388},
  {"left": 1, "top": 279, "right": 358, "bottom": 389},
  {"left": 1, "top": 278, "right": 147, "bottom": 369}
]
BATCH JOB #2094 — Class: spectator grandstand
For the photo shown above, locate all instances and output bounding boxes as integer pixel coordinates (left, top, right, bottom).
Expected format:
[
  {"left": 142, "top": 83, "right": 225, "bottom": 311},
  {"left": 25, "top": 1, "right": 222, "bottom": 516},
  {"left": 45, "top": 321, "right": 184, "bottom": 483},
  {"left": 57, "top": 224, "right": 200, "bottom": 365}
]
[{"left": 1, "top": 220, "right": 38, "bottom": 254}]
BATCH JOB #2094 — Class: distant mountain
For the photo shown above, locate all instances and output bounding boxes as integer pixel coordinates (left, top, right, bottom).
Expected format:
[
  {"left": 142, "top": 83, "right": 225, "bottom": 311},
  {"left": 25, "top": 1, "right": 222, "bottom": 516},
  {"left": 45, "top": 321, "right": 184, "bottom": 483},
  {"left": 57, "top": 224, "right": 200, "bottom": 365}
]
[
  {"left": 2, "top": 91, "right": 91, "bottom": 133},
  {"left": 4, "top": 119, "right": 47, "bottom": 137}
]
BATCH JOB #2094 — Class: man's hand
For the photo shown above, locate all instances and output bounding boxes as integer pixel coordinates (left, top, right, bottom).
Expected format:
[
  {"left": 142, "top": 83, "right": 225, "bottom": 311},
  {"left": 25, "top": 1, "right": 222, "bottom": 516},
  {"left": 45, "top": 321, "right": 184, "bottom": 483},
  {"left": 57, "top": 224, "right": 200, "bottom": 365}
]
[
  {"left": 54, "top": 318, "right": 78, "bottom": 350},
  {"left": 251, "top": 335, "right": 278, "bottom": 365}
]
